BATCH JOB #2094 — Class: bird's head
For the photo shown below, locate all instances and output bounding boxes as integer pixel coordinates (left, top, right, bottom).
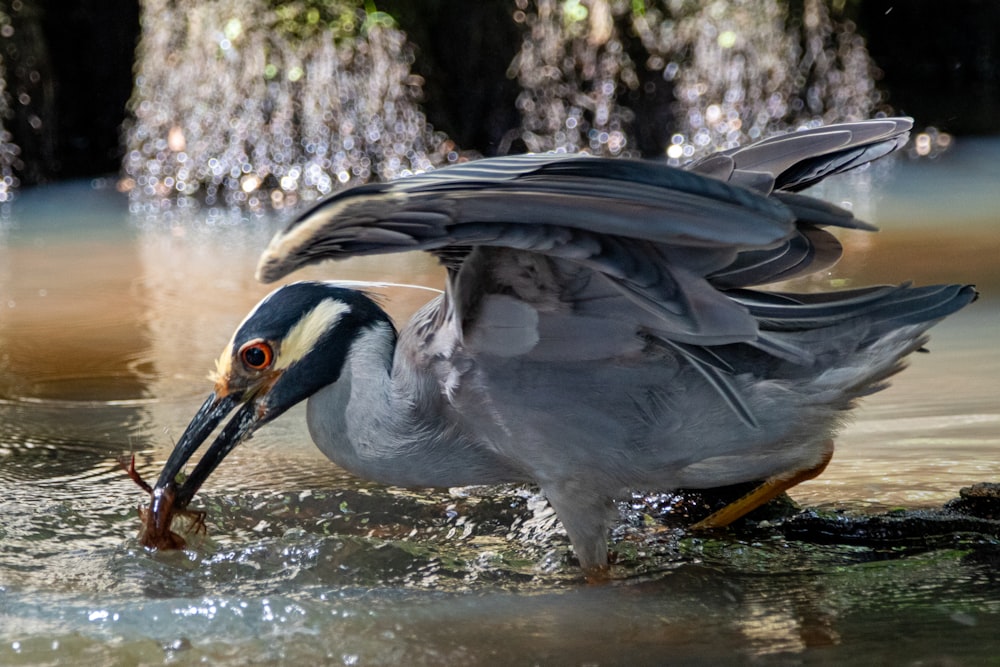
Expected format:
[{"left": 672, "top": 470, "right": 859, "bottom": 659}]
[{"left": 147, "top": 281, "right": 393, "bottom": 523}]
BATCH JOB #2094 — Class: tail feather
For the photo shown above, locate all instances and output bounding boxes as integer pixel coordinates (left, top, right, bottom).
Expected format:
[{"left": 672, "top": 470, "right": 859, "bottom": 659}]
[
  {"left": 715, "top": 284, "right": 976, "bottom": 388},
  {"left": 732, "top": 283, "right": 977, "bottom": 336},
  {"left": 808, "top": 328, "right": 932, "bottom": 410}
]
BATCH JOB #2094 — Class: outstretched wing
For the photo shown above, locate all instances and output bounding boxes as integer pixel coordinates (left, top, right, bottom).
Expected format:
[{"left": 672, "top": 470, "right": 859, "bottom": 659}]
[
  {"left": 256, "top": 118, "right": 914, "bottom": 424},
  {"left": 689, "top": 117, "right": 912, "bottom": 193},
  {"left": 694, "top": 117, "right": 913, "bottom": 287},
  {"left": 257, "top": 154, "right": 799, "bottom": 344}
]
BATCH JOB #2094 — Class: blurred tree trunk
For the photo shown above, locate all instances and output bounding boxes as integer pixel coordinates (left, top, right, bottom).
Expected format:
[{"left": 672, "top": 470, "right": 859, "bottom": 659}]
[{"left": 0, "top": 0, "right": 138, "bottom": 188}]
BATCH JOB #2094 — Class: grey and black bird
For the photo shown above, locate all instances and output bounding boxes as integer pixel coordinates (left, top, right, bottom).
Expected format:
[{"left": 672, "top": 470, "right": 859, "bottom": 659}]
[{"left": 145, "top": 117, "right": 976, "bottom": 578}]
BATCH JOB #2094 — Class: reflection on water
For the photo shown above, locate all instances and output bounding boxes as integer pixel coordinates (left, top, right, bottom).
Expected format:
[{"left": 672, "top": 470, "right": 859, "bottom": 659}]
[{"left": 1, "top": 145, "right": 999, "bottom": 663}]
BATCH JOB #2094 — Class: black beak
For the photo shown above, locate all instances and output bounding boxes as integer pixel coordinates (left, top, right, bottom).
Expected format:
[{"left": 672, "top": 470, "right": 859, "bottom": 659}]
[{"left": 149, "top": 391, "right": 260, "bottom": 522}]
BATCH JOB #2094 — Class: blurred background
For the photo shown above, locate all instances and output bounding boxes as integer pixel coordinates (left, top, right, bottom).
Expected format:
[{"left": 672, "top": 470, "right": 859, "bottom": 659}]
[
  {"left": 1, "top": 2, "right": 999, "bottom": 663},
  {"left": 1, "top": 0, "right": 998, "bottom": 205}
]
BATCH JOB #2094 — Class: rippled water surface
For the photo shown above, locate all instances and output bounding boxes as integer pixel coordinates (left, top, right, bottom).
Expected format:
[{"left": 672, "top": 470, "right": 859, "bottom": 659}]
[{"left": 1, "top": 143, "right": 999, "bottom": 664}]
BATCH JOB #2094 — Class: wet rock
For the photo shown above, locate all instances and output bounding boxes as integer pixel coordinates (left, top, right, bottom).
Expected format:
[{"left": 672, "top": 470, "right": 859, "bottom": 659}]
[
  {"left": 944, "top": 482, "right": 1000, "bottom": 520},
  {"left": 703, "top": 482, "right": 1000, "bottom": 555}
]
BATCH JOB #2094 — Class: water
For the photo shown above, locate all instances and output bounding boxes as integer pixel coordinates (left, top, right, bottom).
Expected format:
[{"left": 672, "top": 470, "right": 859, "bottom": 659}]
[{"left": 1, "top": 144, "right": 999, "bottom": 663}]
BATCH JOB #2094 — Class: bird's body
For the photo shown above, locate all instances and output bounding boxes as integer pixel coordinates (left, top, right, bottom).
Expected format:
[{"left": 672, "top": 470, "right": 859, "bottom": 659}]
[{"left": 145, "top": 118, "right": 976, "bottom": 577}]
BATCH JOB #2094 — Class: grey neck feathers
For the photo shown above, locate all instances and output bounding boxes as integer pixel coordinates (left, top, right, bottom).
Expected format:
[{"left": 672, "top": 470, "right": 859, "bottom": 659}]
[{"left": 305, "top": 321, "right": 518, "bottom": 487}]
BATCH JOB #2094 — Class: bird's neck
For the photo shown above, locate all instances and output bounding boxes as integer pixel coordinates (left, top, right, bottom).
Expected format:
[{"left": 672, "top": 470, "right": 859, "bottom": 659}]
[{"left": 305, "top": 319, "right": 506, "bottom": 487}]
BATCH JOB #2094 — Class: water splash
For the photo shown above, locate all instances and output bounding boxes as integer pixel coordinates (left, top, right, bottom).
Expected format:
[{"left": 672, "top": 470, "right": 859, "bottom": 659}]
[
  {"left": 122, "top": 0, "right": 453, "bottom": 211},
  {"left": 123, "top": 0, "right": 887, "bottom": 210},
  {"left": 507, "top": 0, "right": 638, "bottom": 156},
  {"left": 645, "top": 0, "right": 884, "bottom": 163},
  {"left": 508, "top": 0, "right": 884, "bottom": 161}
]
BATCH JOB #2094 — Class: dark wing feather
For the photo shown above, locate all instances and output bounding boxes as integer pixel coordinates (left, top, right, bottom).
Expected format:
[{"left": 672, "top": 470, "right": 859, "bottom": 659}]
[
  {"left": 261, "top": 154, "right": 795, "bottom": 262},
  {"left": 256, "top": 118, "right": 928, "bottom": 426},
  {"left": 708, "top": 224, "right": 843, "bottom": 289},
  {"left": 258, "top": 153, "right": 797, "bottom": 346},
  {"left": 689, "top": 118, "right": 912, "bottom": 288},
  {"left": 688, "top": 117, "right": 913, "bottom": 193}
]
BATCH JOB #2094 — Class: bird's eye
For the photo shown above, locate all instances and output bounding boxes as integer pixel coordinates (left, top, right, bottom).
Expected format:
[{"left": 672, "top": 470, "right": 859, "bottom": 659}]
[{"left": 239, "top": 341, "right": 274, "bottom": 370}]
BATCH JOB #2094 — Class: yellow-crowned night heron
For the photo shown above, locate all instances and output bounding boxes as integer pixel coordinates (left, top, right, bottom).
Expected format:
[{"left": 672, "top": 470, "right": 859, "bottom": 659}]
[{"left": 145, "top": 117, "right": 976, "bottom": 578}]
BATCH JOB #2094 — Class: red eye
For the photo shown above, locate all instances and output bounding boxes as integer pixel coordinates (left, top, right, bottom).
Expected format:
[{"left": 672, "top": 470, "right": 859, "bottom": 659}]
[{"left": 239, "top": 341, "right": 274, "bottom": 370}]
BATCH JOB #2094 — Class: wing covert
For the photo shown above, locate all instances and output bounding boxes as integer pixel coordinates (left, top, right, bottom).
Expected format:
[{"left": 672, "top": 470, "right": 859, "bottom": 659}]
[{"left": 255, "top": 119, "right": 915, "bottom": 426}]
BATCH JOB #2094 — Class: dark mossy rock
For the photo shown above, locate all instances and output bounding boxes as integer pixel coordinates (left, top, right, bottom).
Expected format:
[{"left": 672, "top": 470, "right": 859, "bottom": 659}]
[
  {"left": 943, "top": 482, "right": 1000, "bottom": 520},
  {"left": 658, "top": 481, "right": 1000, "bottom": 554}
]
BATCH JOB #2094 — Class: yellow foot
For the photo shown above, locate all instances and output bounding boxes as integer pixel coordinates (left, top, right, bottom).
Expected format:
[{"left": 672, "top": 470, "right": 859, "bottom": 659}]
[{"left": 690, "top": 439, "right": 834, "bottom": 530}]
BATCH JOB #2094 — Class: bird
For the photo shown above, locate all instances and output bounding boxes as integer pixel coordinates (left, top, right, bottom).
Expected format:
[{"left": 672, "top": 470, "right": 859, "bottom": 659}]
[{"left": 144, "top": 117, "right": 976, "bottom": 579}]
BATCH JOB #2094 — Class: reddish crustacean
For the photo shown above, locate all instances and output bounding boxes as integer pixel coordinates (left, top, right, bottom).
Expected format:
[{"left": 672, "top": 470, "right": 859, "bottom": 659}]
[{"left": 122, "top": 455, "right": 206, "bottom": 549}]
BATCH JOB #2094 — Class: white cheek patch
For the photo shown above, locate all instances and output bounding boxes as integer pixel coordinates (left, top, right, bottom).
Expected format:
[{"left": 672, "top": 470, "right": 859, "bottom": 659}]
[{"left": 274, "top": 298, "right": 352, "bottom": 369}]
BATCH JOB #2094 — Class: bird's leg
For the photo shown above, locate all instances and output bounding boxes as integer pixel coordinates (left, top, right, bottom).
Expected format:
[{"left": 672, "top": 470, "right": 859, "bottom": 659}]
[
  {"left": 690, "top": 440, "right": 834, "bottom": 530},
  {"left": 542, "top": 485, "right": 618, "bottom": 581}
]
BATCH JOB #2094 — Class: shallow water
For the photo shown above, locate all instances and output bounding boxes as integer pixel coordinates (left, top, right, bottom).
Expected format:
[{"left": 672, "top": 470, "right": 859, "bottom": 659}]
[{"left": 1, "top": 144, "right": 999, "bottom": 664}]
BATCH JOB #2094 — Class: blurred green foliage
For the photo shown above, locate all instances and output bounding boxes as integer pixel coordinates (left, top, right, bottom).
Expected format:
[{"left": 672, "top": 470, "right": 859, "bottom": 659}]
[{"left": 270, "top": 0, "right": 395, "bottom": 41}]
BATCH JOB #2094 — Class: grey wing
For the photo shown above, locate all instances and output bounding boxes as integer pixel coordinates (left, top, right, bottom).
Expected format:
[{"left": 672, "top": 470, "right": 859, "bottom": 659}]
[
  {"left": 688, "top": 117, "right": 912, "bottom": 193},
  {"left": 256, "top": 119, "right": 913, "bottom": 424},
  {"left": 257, "top": 154, "right": 799, "bottom": 344},
  {"left": 694, "top": 117, "right": 913, "bottom": 288}
]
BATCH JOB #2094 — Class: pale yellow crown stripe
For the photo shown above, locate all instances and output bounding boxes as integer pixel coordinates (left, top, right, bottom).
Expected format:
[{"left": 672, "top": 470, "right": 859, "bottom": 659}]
[
  {"left": 273, "top": 298, "right": 352, "bottom": 370},
  {"left": 210, "top": 296, "right": 352, "bottom": 384}
]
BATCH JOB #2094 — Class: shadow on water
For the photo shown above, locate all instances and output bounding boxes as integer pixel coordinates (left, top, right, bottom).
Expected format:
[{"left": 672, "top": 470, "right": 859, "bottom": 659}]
[{"left": 0, "top": 145, "right": 999, "bottom": 663}]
